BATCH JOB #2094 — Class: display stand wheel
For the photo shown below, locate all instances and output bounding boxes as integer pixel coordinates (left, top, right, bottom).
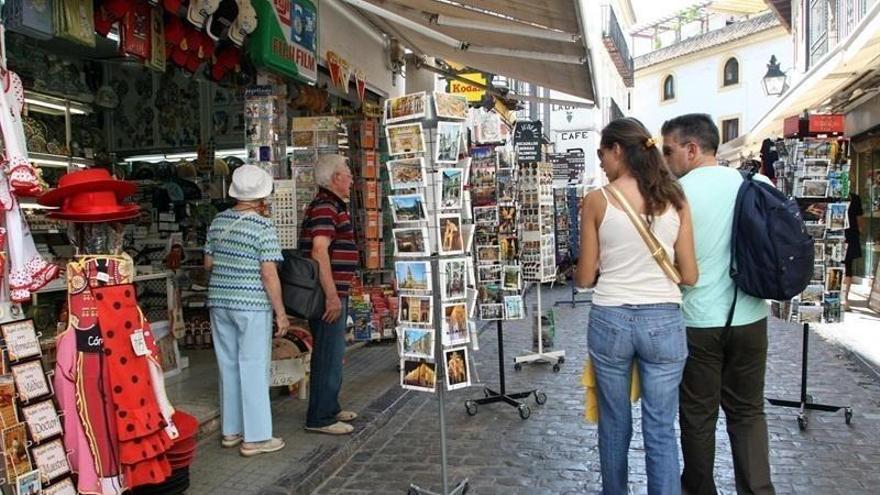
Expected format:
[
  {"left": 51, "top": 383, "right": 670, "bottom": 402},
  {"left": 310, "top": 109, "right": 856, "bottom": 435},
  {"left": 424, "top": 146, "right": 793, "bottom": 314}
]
[
  {"left": 797, "top": 413, "right": 808, "bottom": 431},
  {"left": 534, "top": 390, "right": 547, "bottom": 405},
  {"left": 514, "top": 363, "right": 522, "bottom": 372},
  {"left": 465, "top": 401, "right": 478, "bottom": 416},
  {"left": 557, "top": 356, "right": 565, "bottom": 364},
  {"left": 483, "top": 388, "right": 491, "bottom": 398},
  {"left": 517, "top": 404, "right": 531, "bottom": 420},
  {"left": 552, "top": 363, "right": 561, "bottom": 373},
  {"left": 845, "top": 407, "right": 853, "bottom": 425}
]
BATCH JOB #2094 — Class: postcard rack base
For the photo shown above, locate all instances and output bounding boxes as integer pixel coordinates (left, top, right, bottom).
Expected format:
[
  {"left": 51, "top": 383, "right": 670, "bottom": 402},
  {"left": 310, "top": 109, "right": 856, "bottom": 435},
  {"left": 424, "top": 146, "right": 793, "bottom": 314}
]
[{"left": 766, "top": 323, "right": 853, "bottom": 431}]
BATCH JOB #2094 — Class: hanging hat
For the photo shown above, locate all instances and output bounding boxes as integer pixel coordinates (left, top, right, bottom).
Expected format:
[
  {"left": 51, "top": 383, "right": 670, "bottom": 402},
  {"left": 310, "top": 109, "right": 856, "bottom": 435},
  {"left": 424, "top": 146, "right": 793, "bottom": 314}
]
[
  {"left": 38, "top": 168, "right": 140, "bottom": 223},
  {"left": 228, "top": 0, "right": 258, "bottom": 47},
  {"left": 228, "top": 164, "right": 272, "bottom": 200},
  {"left": 213, "top": 158, "right": 230, "bottom": 176}
]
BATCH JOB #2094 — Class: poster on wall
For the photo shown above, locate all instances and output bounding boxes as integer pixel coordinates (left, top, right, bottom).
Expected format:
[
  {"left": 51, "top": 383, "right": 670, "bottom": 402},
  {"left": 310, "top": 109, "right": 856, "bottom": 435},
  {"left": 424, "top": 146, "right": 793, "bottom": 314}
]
[{"left": 249, "top": 0, "right": 319, "bottom": 83}]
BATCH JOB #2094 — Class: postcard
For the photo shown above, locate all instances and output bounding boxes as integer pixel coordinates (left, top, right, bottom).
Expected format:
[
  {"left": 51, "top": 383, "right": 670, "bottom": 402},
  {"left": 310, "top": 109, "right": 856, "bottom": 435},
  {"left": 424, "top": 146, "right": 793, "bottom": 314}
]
[
  {"left": 477, "top": 264, "right": 502, "bottom": 284},
  {"left": 805, "top": 223, "right": 825, "bottom": 240},
  {"left": 800, "top": 179, "right": 829, "bottom": 198},
  {"left": 387, "top": 157, "right": 427, "bottom": 190},
  {"left": 826, "top": 202, "right": 849, "bottom": 231},
  {"left": 399, "top": 328, "right": 435, "bottom": 360},
  {"left": 433, "top": 92, "right": 468, "bottom": 120},
  {"left": 814, "top": 241, "right": 825, "bottom": 262},
  {"left": 11, "top": 361, "right": 50, "bottom": 403},
  {"left": 2, "top": 423, "right": 31, "bottom": 478},
  {"left": 401, "top": 358, "right": 437, "bottom": 392},
  {"left": 802, "top": 202, "right": 827, "bottom": 223},
  {"left": 477, "top": 246, "right": 501, "bottom": 265},
  {"left": 803, "top": 158, "right": 829, "bottom": 177},
  {"left": 385, "top": 91, "right": 427, "bottom": 123},
  {"left": 502, "top": 265, "right": 522, "bottom": 291},
  {"left": 0, "top": 375, "right": 18, "bottom": 428},
  {"left": 478, "top": 283, "right": 503, "bottom": 304},
  {"left": 1, "top": 320, "right": 41, "bottom": 363},
  {"left": 438, "top": 168, "right": 464, "bottom": 210},
  {"left": 444, "top": 347, "right": 471, "bottom": 391},
  {"left": 439, "top": 258, "right": 468, "bottom": 301},
  {"left": 395, "top": 261, "right": 432, "bottom": 292},
  {"left": 798, "top": 305, "right": 823, "bottom": 323},
  {"left": 825, "top": 267, "right": 843, "bottom": 292},
  {"left": 499, "top": 236, "right": 519, "bottom": 263},
  {"left": 15, "top": 469, "right": 42, "bottom": 495},
  {"left": 800, "top": 284, "right": 824, "bottom": 305},
  {"left": 389, "top": 193, "right": 428, "bottom": 224},
  {"left": 42, "top": 478, "right": 75, "bottom": 495},
  {"left": 21, "top": 400, "right": 62, "bottom": 444},
  {"left": 812, "top": 264, "right": 825, "bottom": 283},
  {"left": 393, "top": 228, "right": 430, "bottom": 257},
  {"left": 399, "top": 295, "right": 433, "bottom": 326},
  {"left": 30, "top": 439, "right": 70, "bottom": 481},
  {"left": 442, "top": 303, "right": 470, "bottom": 346},
  {"left": 503, "top": 295, "right": 525, "bottom": 320},
  {"left": 438, "top": 214, "right": 464, "bottom": 255},
  {"left": 435, "top": 122, "right": 463, "bottom": 164},
  {"left": 386, "top": 123, "right": 427, "bottom": 156},
  {"left": 473, "top": 206, "right": 498, "bottom": 224},
  {"left": 479, "top": 303, "right": 503, "bottom": 320},
  {"left": 499, "top": 206, "right": 517, "bottom": 235}
]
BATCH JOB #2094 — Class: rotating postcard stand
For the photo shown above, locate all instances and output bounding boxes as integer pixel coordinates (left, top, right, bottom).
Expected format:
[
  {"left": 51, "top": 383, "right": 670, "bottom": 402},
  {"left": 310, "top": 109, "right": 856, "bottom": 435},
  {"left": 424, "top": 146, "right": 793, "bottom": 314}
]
[
  {"left": 514, "top": 161, "right": 565, "bottom": 371},
  {"left": 388, "top": 93, "right": 468, "bottom": 495}
]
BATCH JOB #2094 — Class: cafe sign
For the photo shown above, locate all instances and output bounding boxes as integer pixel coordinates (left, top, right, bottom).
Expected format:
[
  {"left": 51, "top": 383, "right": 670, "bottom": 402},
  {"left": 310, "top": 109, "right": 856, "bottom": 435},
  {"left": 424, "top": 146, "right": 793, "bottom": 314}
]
[{"left": 248, "top": 0, "right": 318, "bottom": 83}]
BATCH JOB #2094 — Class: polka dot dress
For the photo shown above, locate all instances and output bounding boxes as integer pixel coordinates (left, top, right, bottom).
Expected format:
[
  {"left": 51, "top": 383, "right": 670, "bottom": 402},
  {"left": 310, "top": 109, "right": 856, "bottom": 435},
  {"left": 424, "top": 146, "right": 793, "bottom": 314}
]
[{"left": 93, "top": 283, "right": 173, "bottom": 488}]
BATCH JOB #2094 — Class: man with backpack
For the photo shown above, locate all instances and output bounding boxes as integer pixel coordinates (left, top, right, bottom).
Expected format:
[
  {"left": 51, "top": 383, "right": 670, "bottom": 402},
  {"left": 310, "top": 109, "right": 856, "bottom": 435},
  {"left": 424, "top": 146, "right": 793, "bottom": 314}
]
[{"left": 661, "top": 114, "right": 776, "bottom": 495}]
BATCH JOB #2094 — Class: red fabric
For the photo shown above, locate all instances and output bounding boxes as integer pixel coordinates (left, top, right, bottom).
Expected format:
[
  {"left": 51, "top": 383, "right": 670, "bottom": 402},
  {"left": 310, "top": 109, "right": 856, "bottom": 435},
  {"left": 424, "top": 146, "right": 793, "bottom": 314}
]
[
  {"left": 68, "top": 258, "right": 130, "bottom": 480},
  {"left": 93, "top": 283, "right": 172, "bottom": 488}
]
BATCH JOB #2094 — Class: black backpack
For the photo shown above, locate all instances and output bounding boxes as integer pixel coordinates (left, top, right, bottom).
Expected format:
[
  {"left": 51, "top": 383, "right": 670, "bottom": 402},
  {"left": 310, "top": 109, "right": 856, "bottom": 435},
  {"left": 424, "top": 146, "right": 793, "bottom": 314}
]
[{"left": 727, "top": 171, "right": 814, "bottom": 327}]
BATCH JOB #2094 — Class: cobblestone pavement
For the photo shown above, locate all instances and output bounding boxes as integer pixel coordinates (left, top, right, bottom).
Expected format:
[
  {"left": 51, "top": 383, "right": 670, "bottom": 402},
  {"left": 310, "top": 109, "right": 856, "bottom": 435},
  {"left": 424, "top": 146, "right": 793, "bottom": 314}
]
[{"left": 311, "top": 286, "right": 880, "bottom": 495}]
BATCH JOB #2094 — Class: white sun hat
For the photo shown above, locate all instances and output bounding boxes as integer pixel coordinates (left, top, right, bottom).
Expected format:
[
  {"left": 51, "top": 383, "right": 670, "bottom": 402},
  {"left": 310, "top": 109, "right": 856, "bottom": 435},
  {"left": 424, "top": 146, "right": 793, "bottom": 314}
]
[{"left": 228, "top": 164, "right": 273, "bottom": 200}]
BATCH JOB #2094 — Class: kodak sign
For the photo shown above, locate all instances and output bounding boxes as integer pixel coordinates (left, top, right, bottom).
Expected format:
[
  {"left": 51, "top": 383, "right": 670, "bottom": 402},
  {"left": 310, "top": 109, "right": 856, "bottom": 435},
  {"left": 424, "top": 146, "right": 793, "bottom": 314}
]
[{"left": 448, "top": 72, "right": 486, "bottom": 103}]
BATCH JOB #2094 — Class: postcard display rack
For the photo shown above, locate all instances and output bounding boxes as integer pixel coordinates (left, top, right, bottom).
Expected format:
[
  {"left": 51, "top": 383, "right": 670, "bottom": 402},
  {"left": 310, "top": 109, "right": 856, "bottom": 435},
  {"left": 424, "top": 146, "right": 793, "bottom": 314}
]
[
  {"left": 0, "top": 318, "right": 75, "bottom": 494},
  {"left": 385, "top": 91, "right": 471, "bottom": 495},
  {"left": 510, "top": 121, "right": 565, "bottom": 372},
  {"left": 767, "top": 136, "right": 853, "bottom": 431}
]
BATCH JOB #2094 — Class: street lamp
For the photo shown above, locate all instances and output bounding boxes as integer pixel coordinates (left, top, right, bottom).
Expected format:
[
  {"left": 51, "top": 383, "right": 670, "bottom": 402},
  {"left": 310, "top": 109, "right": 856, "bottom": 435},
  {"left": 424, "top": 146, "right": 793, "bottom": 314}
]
[{"left": 762, "top": 55, "right": 788, "bottom": 96}]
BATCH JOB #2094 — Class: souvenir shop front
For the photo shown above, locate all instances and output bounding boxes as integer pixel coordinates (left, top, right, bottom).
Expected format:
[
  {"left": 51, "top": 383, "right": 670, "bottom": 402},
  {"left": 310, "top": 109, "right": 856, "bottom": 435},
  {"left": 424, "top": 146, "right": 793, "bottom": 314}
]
[{"left": 0, "top": 1, "right": 401, "bottom": 493}]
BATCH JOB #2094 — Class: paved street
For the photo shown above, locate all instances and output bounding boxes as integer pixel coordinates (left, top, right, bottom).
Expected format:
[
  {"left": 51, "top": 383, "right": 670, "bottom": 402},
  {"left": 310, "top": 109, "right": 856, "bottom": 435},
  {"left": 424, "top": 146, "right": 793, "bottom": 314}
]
[{"left": 309, "top": 286, "right": 880, "bottom": 495}]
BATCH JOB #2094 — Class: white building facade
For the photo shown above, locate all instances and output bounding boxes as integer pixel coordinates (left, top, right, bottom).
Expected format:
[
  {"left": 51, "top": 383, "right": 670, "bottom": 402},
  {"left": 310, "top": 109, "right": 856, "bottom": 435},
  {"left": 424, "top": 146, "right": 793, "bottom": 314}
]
[
  {"left": 547, "top": 0, "right": 635, "bottom": 184},
  {"left": 632, "top": 12, "right": 793, "bottom": 161}
]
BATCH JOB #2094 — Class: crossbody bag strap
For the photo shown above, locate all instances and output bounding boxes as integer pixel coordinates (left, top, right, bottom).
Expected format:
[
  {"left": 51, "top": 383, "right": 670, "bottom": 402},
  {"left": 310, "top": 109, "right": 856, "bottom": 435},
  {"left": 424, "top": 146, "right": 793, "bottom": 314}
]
[{"left": 605, "top": 185, "right": 682, "bottom": 284}]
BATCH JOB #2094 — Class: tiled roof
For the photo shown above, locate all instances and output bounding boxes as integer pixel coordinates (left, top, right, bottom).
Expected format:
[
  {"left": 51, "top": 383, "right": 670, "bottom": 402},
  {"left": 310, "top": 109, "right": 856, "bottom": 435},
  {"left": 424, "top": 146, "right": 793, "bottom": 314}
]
[{"left": 634, "top": 12, "right": 781, "bottom": 70}]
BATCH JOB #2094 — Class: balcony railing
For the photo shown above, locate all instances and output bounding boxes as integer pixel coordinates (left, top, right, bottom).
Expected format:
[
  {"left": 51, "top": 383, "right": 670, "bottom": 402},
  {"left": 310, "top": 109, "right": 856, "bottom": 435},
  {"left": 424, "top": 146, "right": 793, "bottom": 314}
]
[
  {"left": 807, "top": 0, "right": 870, "bottom": 69},
  {"left": 602, "top": 5, "right": 634, "bottom": 87}
]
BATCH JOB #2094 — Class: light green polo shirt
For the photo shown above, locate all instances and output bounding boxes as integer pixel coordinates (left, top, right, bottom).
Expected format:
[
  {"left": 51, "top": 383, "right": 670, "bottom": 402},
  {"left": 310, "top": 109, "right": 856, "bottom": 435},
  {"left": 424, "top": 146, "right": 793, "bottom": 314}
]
[{"left": 679, "top": 166, "right": 769, "bottom": 328}]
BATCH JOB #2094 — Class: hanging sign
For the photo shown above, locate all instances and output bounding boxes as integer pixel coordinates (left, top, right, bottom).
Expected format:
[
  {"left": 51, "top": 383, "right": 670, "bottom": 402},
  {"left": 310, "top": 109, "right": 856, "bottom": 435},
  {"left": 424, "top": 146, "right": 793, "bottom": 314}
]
[
  {"left": 514, "top": 120, "right": 542, "bottom": 164},
  {"left": 448, "top": 73, "right": 486, "bottom": 103},
  {"left": 355, "top": 69, "right": 367, "bottom": 102},
  {"left": 248, "top": 0, "right": 318, "bottom": 83}
]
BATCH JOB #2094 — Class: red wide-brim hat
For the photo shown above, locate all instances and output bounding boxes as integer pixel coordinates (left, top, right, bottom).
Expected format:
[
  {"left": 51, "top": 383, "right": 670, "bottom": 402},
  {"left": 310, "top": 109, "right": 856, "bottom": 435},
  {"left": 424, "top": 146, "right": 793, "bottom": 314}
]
[{"left": 38, "top": 168, "right": 140, "bottom": 223}]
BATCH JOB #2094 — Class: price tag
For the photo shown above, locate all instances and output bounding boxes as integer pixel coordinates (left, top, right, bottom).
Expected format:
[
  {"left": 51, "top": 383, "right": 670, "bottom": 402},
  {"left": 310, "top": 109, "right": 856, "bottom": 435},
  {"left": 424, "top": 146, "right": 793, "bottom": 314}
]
[
  {"left": 96, "top": 272, "right": 110, "bottom": 283},
  {"left": 130, "top": 331, "right": 148, "bottom": 356}
]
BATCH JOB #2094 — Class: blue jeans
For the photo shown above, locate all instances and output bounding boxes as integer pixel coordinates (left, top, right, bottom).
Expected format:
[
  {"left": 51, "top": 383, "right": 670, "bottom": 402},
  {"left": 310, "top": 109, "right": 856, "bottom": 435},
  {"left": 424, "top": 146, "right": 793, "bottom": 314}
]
[
  {"left": 210, "top": 308, "right": 273, "bottom": 442},
  {"left": 306, "top": 297, "right": 349, "bottom": 428},
  {"left": 588, "top": 304, "right": 688, "bottom": 495}
]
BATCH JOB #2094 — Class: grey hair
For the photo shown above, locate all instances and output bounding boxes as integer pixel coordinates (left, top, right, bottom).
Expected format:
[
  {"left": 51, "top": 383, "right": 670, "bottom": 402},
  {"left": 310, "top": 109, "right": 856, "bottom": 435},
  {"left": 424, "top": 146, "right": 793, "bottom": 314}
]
[{"left": 315, "top": 154, "right": 348, "bottom": 188}]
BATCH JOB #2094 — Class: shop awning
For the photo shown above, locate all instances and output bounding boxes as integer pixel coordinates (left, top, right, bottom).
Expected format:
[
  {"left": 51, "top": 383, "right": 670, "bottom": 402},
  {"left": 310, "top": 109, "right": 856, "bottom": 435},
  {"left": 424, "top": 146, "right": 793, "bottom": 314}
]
[
  {"left": 745, "top": 1, "right": 880, "bottom": 148},
  {"left": 341, "top": 0, "right": 596, "bottom": 102}
]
